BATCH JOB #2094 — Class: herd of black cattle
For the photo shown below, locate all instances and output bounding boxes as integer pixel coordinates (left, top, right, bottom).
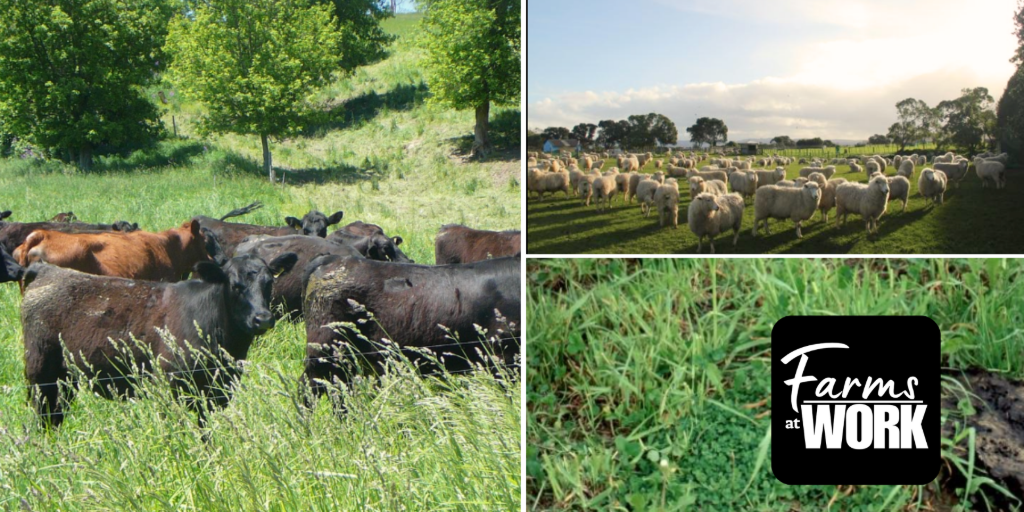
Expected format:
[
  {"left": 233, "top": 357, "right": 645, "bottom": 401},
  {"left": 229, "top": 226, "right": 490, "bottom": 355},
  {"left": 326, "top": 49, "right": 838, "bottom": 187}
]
[{"left": 0, "top": 202, "right": 521, "bottom": 427}]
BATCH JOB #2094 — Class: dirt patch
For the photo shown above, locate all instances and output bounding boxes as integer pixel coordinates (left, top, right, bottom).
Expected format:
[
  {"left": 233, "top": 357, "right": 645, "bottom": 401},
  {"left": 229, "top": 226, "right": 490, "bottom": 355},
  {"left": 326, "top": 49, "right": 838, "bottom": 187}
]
[{"left": 941, "top": 371, "right": 1024, "bottom": 509}]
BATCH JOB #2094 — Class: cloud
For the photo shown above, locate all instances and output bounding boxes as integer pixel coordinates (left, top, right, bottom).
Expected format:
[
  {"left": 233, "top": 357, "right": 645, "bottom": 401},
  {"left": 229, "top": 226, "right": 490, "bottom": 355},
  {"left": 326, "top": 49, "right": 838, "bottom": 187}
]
[
  {"left": 528, "top": 67, "right": 1010, "bottom": 141},
  {"left": 528, "top": 0, "right": 1019, "bottom": 141}
]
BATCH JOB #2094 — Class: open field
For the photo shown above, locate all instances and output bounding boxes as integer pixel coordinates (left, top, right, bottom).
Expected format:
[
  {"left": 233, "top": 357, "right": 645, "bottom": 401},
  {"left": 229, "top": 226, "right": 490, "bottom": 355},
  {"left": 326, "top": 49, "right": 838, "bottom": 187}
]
[
  {"left": 0, "top": 13, "right": 521, "bottom": 510},
  {"left": 527, "top": 258, "right": 1024, "bottom": 511},
  {"left": 527, "top": 158, "right": 1023, "bottom": 254}
]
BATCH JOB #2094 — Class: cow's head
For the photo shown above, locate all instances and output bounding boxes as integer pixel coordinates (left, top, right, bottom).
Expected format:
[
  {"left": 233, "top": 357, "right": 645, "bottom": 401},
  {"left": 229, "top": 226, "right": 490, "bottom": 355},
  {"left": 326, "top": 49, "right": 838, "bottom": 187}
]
[
  {"left": 285, "top": 210, "right": 344, "bottom": 237},
  {"left": 0, "top": 246, "right": 24, "bottom": 284},
  {"left": 194, "top": 252, "right": 297, "bottom": 337},
  {"left": 366, "top": 234, "right": 414, "bottom": 263},
  {"left": 112, "top": 221, "right": 139, "bottom": 232}
]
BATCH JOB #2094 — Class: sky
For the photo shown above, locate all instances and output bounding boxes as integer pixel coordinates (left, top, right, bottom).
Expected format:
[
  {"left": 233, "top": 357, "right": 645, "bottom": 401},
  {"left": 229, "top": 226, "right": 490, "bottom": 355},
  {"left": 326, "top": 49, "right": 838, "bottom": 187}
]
[{"left": 527, "top": 0, "right": 1021, "bottom": 143}]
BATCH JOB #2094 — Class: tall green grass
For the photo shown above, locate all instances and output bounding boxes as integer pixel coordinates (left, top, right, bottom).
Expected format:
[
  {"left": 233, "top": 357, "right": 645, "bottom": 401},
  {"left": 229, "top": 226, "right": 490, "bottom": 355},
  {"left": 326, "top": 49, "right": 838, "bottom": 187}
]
[
  {"left": 0, "top": 13, "right": 521, "bottom": 510},
  {"left": 527, "top": 258, "right": 1024, "bottom": 511}
]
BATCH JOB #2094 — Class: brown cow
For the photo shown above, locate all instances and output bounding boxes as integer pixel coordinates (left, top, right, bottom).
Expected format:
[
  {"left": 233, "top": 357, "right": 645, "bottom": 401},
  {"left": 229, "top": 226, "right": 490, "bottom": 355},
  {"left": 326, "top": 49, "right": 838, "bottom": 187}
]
[
  {"left": 0, "top": 210, "right": 138, "bottom": 254},
  {"left": 434, "top": 224, "right": 521, "bottom": 264},
  {"left": 14, "top": 219, "right": 209, "bottom": 281}
]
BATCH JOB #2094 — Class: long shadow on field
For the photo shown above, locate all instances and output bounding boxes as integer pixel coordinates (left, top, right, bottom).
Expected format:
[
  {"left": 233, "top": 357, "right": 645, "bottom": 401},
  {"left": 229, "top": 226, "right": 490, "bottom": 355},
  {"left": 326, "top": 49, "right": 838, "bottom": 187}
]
[
  {"left": 94, "top": 142, "right": 207, "bottom": 173},
  {"left": 303, "top": 82, "right": 429, "bottom": 136},
  {"left": 530, "top": 219, "right": 669, "bottom": 254},
  {"left": 273, "top": 163, "right": 370, "bottom": 186},
  {"left": 928, "top": 168, "right": 1024, "bottom": 253}
]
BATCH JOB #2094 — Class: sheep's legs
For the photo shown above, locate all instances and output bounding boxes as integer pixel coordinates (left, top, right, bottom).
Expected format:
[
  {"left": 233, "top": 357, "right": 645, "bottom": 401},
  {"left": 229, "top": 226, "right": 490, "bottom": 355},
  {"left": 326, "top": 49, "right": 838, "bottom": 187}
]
[{"left": 795, "top": 221, "right": 803, "bottom": 238}]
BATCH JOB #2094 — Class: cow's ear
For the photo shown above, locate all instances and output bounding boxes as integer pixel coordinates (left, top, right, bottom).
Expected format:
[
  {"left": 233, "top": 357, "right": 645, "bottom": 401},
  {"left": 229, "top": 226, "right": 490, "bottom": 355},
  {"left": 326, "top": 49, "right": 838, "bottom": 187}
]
[
  {"left": 188, "top": 219, "right": 201, "bottom": 236},
  {"left": 268, "top": 252, "right": 298, "bottom": 277},
  {"left": 202, "top": 227, "right": 228, "bottom": 266},
  {"left": 367, "top": 244, "right": 382, "bottom": 260},
  {"left": 327, "top": 211, "right": 344, "bottom": 225},
  {"left": 285, "top": 216, "right": 302, "bottom": 230},
  {"left": 392, "top": 236, "right": 403, "bottom": 246},
  {"left": 194, "top": 261, "right": 228, "bottom": 284},
  {"left": 0, "top": 210, "right": 11, "bottom": 220}
]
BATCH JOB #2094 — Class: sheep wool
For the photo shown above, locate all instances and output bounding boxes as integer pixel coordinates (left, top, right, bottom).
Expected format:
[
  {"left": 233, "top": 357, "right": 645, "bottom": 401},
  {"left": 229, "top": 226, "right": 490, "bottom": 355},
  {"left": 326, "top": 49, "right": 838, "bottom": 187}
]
[
  {"left": 917, "top": 168, "right": 947, "bottom": 205},
  {"left": 835, "top": 176, "right": 890, "bottom": 235},
  {"left": 635, "top": 179, "right": 660, "bottom": 217},
  {"left": 973, "top": 157, "right": 1006, "bottom": 189},
  {"left": 753, "top": 183, "right": 821, "bottom": 238},
  {"left": 654, "top": 183, "right": 680, "bottom": 228},
  {"left": 688, "top": 192, "right": 745, "bottom": 254},
  {"left": 886, "top": 175, "right": 910, "bottom": 212}
]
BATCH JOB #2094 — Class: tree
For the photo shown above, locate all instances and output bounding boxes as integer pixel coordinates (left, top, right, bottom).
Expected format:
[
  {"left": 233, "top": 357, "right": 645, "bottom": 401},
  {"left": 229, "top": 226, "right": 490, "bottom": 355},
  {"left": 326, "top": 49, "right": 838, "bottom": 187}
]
[
  {"left": 887, "top": 123, "right": 914, "bottom": 152},
  {"left": 165, "top": 0, "right": 342, "bottom": 182},
  {"left": 868, "top": 134, "right": 891, "bottom": 145},
  {"left": 541, "top": 127, "right": 570, "bottom": 141},
  {"left": 687, "top": 117, "right": 728, "bottom": 148},
  {"left": 1014, "top": 0, "right": 1024, "bottom": 64},
  {"left": 770, "top": 135, "right": 794, "bottom": 147},
  {"left": 0, "top": 0, "right": 174, "bottom": 170},
  {"left": 796, "top": 137, "right": 824, "bottom": 147},
  {"left": 421, "top": 0, "right": 520, "bottom": 158},
  {"left": 318, "top": 0, "right": 395, "bottom": 73},
  {"left": 571, "top": 123, "right": 598, "bottom": 145},
  {"left": 597, "top": 119, "right": 630, "bottom": 148},
  {"left": 998, "top": 65, "right": 1024, "bottom": 162},
  {"left": 936, "top": 87, "right": 996, "bottom": 154}
]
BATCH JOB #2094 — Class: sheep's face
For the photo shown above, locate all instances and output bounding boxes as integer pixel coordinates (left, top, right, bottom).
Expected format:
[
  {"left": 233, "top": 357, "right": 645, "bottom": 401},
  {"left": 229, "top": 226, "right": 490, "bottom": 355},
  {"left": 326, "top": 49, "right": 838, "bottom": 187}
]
[{"left": 803, "top": 183, "right": 821, "bottom": 201}]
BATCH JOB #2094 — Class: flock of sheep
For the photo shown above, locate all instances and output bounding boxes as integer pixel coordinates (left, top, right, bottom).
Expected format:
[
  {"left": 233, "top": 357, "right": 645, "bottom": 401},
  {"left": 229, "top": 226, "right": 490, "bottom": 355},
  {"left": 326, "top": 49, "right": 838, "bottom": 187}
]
[{"left": 527, "top": 149, "right": 1011, "bottom": 253}]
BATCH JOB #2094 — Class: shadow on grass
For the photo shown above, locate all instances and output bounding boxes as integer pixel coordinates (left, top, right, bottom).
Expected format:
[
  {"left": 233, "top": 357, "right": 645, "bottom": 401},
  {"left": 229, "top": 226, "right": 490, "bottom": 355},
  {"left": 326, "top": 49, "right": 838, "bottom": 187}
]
[
  {"left": 274, "top": 163, "right": 374, "bottom": 186},
  {"left": 94, "top": 141, "right": 208, "bottom": 172},
  {"left": 448, "top": 109, "right": 522, "bottom": 163},
  {"left": 304, "top": 81, "right": 429, "bottom": 136}
]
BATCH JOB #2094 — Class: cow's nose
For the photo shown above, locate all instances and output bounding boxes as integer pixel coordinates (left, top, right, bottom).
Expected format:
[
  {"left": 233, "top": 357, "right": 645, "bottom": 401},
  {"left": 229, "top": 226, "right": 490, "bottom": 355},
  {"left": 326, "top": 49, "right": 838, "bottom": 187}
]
[{"left": 253, "top": 312, "right": 274, "bottom": 332}]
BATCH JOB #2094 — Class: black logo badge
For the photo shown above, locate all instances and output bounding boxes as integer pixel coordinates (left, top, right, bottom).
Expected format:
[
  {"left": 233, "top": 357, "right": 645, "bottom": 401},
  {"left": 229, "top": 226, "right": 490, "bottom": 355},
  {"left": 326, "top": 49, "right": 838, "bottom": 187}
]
[{"left": 771, "top": 316, "right": 940, "bottom": 485}]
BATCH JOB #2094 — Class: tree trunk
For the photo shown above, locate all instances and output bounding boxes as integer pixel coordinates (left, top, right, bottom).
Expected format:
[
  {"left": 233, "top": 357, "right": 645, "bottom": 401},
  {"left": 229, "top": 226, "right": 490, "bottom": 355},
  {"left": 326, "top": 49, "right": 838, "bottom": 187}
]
[
  {"left": 261, "top": 133, "right": 275, "bottom": 183},
  {"left": 472, "top": 102, "right": 492, "bottom": 159},
  {"left": 78, "top": 145, "right": 92, "bottom": 171}
]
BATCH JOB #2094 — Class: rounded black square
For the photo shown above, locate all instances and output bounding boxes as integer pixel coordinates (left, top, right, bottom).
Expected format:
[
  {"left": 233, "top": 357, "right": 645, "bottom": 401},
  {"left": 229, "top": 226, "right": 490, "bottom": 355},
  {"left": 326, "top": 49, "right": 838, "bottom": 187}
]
[{"left": 771, "top": 316, "right": 940, "bottom": 485}]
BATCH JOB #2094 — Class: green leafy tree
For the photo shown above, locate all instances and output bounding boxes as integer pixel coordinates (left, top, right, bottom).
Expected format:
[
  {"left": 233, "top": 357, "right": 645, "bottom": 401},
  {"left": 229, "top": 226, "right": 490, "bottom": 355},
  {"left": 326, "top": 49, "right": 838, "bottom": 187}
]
[
  {"left": 998, "top": 65, "right": 1024, "bottom": 162},
  {"left": 687, "top": 117, "right": 727, "bottom": 148},
  {"left": 571, "top": 123, "right": 598, "bottom": 144},
  {"left": 0, "top": 0, "right": 174, "bottom": 169},
  {"left": 597, "top": 119, "right": 630, "bottom": 148},
  {"left": 421, "top": 0, "right": 520, "bottom": 158},
  {"left": 1014, "top": 0, "right": 1024, "bottom": 64},
  {"left": 868, "top": 134, "right": 890, "bottom": 145},
  {"left": 541, "top": 127, "right": 570, "bottom": 141},
  {"left": 936, "top": 87, "right": 996, "bottom": 154},
  {"left": 318, "top": 0, "right": 395, "bottom": 72},
  {"left": 770, "top": 135, "right": 793, "bottom": 147},
  {"left": 165, "top": 0, "right": 342, "bottom": 182}
]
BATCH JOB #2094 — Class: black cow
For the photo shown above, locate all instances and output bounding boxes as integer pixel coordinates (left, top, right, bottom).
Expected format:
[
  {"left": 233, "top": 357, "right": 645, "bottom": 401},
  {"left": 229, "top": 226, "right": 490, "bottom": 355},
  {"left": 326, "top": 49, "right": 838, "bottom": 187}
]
[
  {"left": 326, "top": 230, "right": 414, "bottom": 263},
  {"left": 0, "top": 210, "right": 139, "bottom": 254},
  {"left": 20, "top": 240, "right": 298, "bottom": 428},
  {"left": 193, "top": 201, "right": 344, "bottom": 257},
  {"left": 234, "top": 234, "right": 362, "bottom": 317},
  {"left": 301, "top": 254, "right": 520, "bottom": 406},
  {"left": 0, "top": 245, "right": 25, "bottom": 283}
]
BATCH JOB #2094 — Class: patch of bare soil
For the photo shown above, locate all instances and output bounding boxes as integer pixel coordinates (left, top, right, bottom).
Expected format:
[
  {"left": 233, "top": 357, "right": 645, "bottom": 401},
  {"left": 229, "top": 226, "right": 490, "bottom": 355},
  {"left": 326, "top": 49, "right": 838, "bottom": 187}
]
[{"left": 940, "top": 370, "right": 1024, "bottom": 510}]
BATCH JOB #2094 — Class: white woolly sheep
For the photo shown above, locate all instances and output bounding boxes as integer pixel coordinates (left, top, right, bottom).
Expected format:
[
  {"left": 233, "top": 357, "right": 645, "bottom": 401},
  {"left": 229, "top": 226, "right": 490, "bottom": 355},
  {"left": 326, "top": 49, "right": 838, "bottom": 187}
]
[
  {"left": 654, "top": 183, "right": 680, "bottom": 228},
  {"left": 528, "top": 169, "right": 571, "bottom": 200},
  {"left": 652, "top": 171, "right": 666, "bottom": 184},
  {"left": 592, "top": 175, "right": 618, "bottom": 212},
  {"left": 886, "top": 175, "right": 910, "bottom": 212},
  {"left": 728, "top": 170, "right": 758, "bottom": 201},
  {"left": 933, "top": 161, "right": 968, "bottom": 187},
  {"left": 753, "top": 167, "right": 786, "bottom": 188},
  {"left": 917, "top": 168, "right": 947, "bottom": 205},
  {"left": 688, "top": 193, "right": 745, "bottom": 254},
  {"left": 582, "top": 156, "right": 593, "bottom": 171},
  {"left": 897, "top": 159, "right": 914, "bottom": 179},
  {"left": 667, "top": 165, "right": 689, "bottom": 178},
  {"left": 628, "top": 173, "right": 645, "bottom": 203},
  {"left": 635, "top": 179, "right": 660, "bottom": 217},
  {"left": 686, "top": 169, "right": 729, "bottom": 183},
  {"left": 866, "top": 161, "right": 880, "bottom": 175},
  {"left": 984, "top": 153, "right": 1009, "bottom": 166},
  {"left": 578, "top": 175, "right": 597, "bottom": 206},
  {"left": 615, "top": 172, "right": 634, "bottom": 202},
  {"left": 753, "top": 183, "right": 821, "bottom": 238},
  {"left": 621, "top": 155, "right": 640, "bottom": 173},
  {"left": 654, "top": 160, "right": 663, "bottom": 169},
  {"left": 806, "top": 172, "right": 847, "bottom": 223},
  {"left": 593, "top": 160, "right": 605, "bottom": 170},
  {"left": 835, "top": 176, "right": 890, "bottom": 235},
  {"left": 688, "top": 177, "right": 728, "bottom": 198},
  {"left": 973, "top": 157, "right": 1006, "bottom": 189},
  {"left": 849, "top": 162, "right": 862, "bottom": 173},
  {"left": 568, "top": 168, "right": 585, "bottom": 196}
]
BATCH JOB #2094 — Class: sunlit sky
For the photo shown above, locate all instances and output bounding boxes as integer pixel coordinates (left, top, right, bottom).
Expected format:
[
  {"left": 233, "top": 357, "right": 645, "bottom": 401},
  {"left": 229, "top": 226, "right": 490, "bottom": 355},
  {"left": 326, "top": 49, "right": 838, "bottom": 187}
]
[{"left": 527, "top": 0, "right": 1020, "bottom": 143}]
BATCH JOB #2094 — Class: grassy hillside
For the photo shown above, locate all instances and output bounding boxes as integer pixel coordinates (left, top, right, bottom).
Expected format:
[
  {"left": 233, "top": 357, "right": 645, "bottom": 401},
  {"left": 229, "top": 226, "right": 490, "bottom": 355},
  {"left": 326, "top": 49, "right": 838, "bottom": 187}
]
[
  {"left": 527, "top": 258, "right": 1024, "bottom": 511},
  {"left": 527, "top": 159, "right": 1022, "bottom": 254},
  {"left": 0, "top": 14, "right": 521, "bottom": 511}
]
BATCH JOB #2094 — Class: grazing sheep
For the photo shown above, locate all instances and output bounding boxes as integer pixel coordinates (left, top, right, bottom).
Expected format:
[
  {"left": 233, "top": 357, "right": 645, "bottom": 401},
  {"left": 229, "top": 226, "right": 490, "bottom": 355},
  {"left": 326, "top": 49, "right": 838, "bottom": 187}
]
[
  {"left": 897, "top": 159, "right": 915, "bottom": 179},
  {"left": 752, "top": 183, "right": 821, "bottom": 238},
  {"left": 527, "top": 157, "right": 536, "bottom": 167},
  {"left": 652, "top": 171, "right": 666, "bottom": 184},
  {"left": 593, "top": 160, "right": 605, "bottom": 170},
  {"left": 528, "top": 169, "right": 571, "bottom": 200},
  {"left": 918, "top": 168, "right": 947, "bottom": 205},
  {"left": 622, "top": 155, "right": 640, "bottom": 173},
  {"left": 635, "top": 179, "right": 660, "bottom": 217},
  {"left": 806, "top": 172, "right": 847, "bottom": 223},
  {"left": 603, "top": 166, "right": 620, "bottom": 177},
  {"left": 577, "top": 175, "right": 597, "bottom": 206},
  {"left": 654, "top": 160, "right": 663, "bottom": 169},
  {"left": 592, "top": 175, "right": 618, "bottom": 212},
  {"left": 568, "top": 168, "right": 586, "bottom": 196},
  {"left": 737, "top": 160, "right": 752, "bottom": 170},
  {"left": 835, "top": 176, "right": 890, "bottom": 235},
  {"left": 615, "top": 172, "right": 634, "bottom": 202},
  {"left": 866, "top": 160, "right": 881, "bottom": 175},
  {"left": 798, "top": 167, "right": 820, "bottom": 178},
  {"left": 886, "top": 176, "right": 910, "bottom": 212},
  {"left": 727, "top": 170, "right": 758, "bottom": 201},
  {"left": 916, "top": 155, "right": 927, "bottom": 166},
  {"left": 627, "top": 173, "right": 646, "bottom": 203},
  {"left": 753, "top": 167, "right": 786, "bottom": 188},
  {"left": 667, "top": 165, "right": 689, "bottom": 178},
  {"left": 688, "top": 193, "right": 745, "bottom": 254},
  {"left": 934, "top": 152, "right": 955, "bottom": 164},
  {"left": 688, "top": 177, "right": 728, "bottom": 198},
  {"left": 582, "top": 156, "right": 593, "bottom": 171},
  {"left": 933, "top": 161, "right": 969, "bottom": 188},
  {"left": 973, "top": 157, "right": 1006, "bottom": 189},
  {"left": 654, "top": 183, "right": 680, "bottom": 228},
  {"left": 550, "top": 159, "right": 563, "bottom": 173},
  {"left": 849, "top": 162, "right": 862, "bottom": 173},
  {"left": 686, "top": 168, "right": 729, "bottom": 183},
  {"left": 984, "top": 153, "right": 1009, "bottom": 166}
]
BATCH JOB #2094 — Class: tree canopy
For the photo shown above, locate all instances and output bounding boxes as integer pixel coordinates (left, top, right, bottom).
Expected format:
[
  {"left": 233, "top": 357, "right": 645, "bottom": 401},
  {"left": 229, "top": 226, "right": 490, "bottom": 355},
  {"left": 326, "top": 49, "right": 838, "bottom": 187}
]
[
  {"left": 868, "top": 134, "right": 891, "bottom": 145},
  {"left": 770, "top": 135, "right": 793, "bottom": 147},
  {"left": 686, "top": 117, "right": 728, "bottom": 148},
  {"left": 420, "top": 0, "right": 520, "bottom": 158},
  {"left": 936, "top": 87, "right": 996, "bottom": 154},
  {"left": 165, "top": 0, "right": 342, "bottom": 182},
  {"left": 318, "top": 0, "right": 395, "bottom": 72},
  {"left": 0, "top": 0, "right": 174, "bottom": 169}
]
